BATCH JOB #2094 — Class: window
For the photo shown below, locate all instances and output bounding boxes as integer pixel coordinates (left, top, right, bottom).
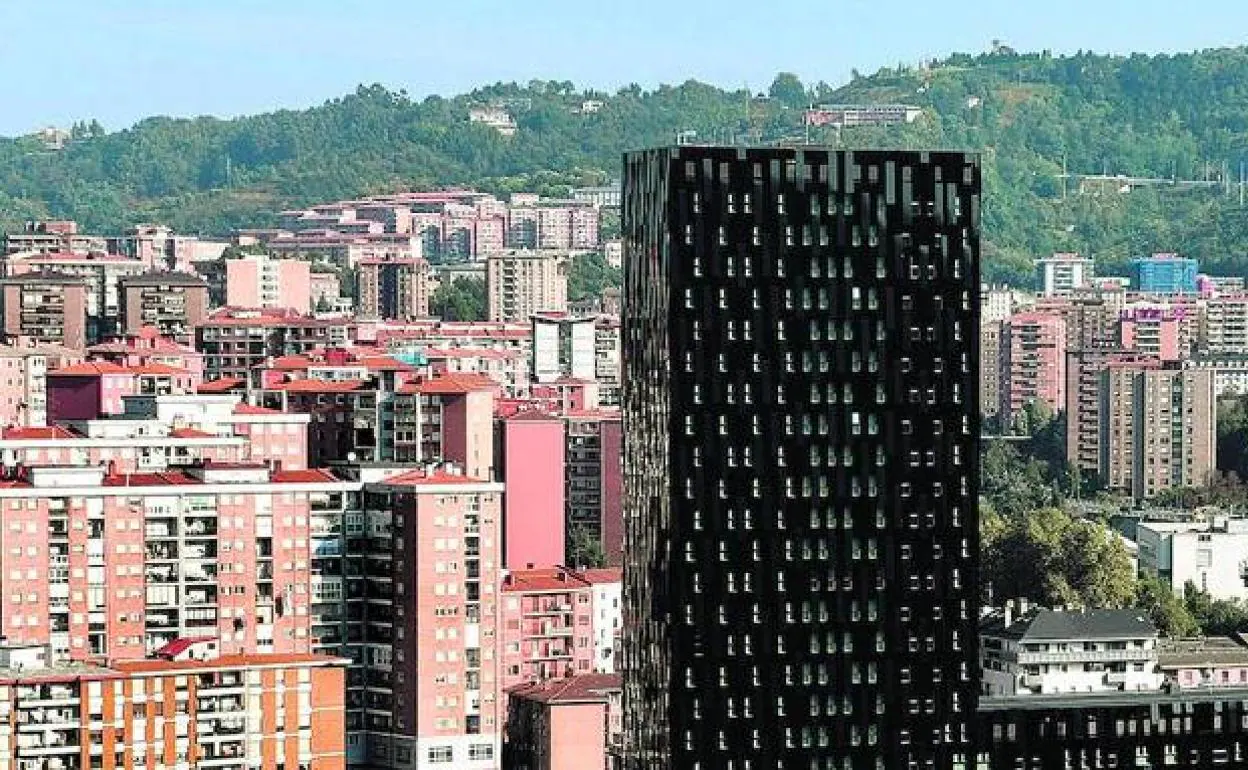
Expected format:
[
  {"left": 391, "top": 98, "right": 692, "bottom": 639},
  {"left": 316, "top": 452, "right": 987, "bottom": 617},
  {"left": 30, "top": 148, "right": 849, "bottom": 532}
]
[
  {"left": 468, "top": 745, "right": 494, "bottom": 761},
  {"left": 427, "top": 746, "right": 454, "bottom": 763}
]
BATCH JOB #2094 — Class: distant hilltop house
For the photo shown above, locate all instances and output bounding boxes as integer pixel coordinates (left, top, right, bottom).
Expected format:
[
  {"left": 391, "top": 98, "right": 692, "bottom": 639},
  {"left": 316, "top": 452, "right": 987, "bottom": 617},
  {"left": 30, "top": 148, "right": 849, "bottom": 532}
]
[
  {"left": 468, "top": 106, "right": 517, "bottom": 136},
  {"left": 803, "top": 104, "right": 923, "bottom": 128},
  {"left": 33, "top": 126, "right": 70, "bottom": 151},
  {"left": 576, "top": 100, "right": 604, "bottom": 114}
]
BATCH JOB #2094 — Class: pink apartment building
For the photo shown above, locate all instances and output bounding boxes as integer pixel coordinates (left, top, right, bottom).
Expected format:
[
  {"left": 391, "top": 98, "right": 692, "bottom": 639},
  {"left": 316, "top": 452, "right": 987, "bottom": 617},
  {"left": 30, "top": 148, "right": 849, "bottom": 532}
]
[
  {"left": 46, "top": 362, "right": 201, "bottom": 422},
  {"left": 360, "top": 466, "right": 505, "bottom": 770},
  {"left": 87, "top": 326, "right": 205, "bottom": 380},
  {"left": 1119, "top": 304, "right": 1192, "bottom": 362},
  {"left": 1000, "top": 311, "right": 1068, "bottom": 429},
  {"left": 505, "top": 673, "right": 622, "bottom": 770},
  {"left": 500, "top": 568, "right": 596, "bottom": 698},
  {"left": 498, "top": 411, "right": 566, "bottom": 569},
  {"left": 225, "top": 253, "right": 312, "bottom": 314}
]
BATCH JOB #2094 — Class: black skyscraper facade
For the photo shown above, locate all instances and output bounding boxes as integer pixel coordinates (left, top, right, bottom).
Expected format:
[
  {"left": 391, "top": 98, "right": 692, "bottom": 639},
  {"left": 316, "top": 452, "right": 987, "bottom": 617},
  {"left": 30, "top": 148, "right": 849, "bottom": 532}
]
[{"left": 620, "top": 147, "right": 982, "bottom": 770}]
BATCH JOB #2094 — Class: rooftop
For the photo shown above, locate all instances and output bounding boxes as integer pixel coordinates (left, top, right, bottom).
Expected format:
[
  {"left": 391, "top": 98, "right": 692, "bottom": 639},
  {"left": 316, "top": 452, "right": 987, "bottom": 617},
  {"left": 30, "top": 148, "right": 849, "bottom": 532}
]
[
  {"left": 981, "top": 608, "right": 1158, "bottom": 642},
  {"left": 502, "top": 567, "right": 592, "bottom": 593},
  {"left": 119, "top": 271, "right": 207, "bottom": 287},
  {"left": 508, "top": 673, "right": 622, "bottom": 704}
]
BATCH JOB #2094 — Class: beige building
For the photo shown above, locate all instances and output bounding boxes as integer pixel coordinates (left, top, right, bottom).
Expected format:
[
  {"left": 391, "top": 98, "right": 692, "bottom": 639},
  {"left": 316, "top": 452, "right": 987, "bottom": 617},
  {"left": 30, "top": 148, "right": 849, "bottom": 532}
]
[
  {"left": 485, "top": 250, "right": 567, "bottom": 322},
  {"left": 356, "top": 256, "right": 431, "bottom": 320},
  {"left": 1099, "top": 361, "right": 1216, "bottom": 500}
]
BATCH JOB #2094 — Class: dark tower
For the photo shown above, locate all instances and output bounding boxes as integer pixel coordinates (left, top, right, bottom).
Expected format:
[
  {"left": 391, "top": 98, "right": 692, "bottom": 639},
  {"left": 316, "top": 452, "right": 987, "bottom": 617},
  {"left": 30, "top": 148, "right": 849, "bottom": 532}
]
[{"left": 620, "top": 147, "right": 981, "bottom": 769}]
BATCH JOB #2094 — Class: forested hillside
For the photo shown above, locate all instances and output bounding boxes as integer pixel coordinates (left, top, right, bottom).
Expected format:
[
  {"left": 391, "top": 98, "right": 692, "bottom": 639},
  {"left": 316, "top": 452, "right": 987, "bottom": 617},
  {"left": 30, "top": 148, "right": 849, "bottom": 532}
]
[{"left": 7, "top": 46, "right": 1248, "bottom": 284}]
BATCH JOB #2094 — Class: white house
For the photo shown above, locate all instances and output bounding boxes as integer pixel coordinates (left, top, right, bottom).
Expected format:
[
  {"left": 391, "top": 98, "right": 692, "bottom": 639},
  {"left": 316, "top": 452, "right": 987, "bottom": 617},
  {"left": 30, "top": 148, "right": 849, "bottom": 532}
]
[
  {"left": 980, "top": 605, "right": 1164, "bottom": 696},
  {"left": 580, "top": 568, "right": 622, "bottom": 674}
]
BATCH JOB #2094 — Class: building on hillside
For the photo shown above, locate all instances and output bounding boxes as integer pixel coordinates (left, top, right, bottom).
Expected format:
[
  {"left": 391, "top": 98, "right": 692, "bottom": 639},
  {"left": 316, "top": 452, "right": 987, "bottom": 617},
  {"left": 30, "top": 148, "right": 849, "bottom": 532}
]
[
  {"left": 1098, "top": 361, "right": 1216, "bottom": 499},
  {"left": 504, "top": 674, "right": 622, "bottom": 770},
  {"left": 1064, "top": 349, "right": 1156, "bottom": 481},
  {"left": 980, "top": 319, "right": 1003, "bottom": 422},
  {"left": 356, "top": 256, "right": 432, "bottom": 320},
  {"left": 802, "top": 104, "right": 922, "bottom": 127},
  {"left": 0, "top": 273, "right": 90, "bottom": 350},
  {"left": 980, "top": 606, "right": 1164, "bottom": 697},
  {"left": 1035, "top": 253, "right": 1094, "bottom": 297},
  {"left": 486, "top": 251, "right": 568, "bottom": 322},
  {"left": 1185, "top": 355, "right": 1248, "bottom": 397},
  {"left": 1199, "top": 296, "right": 1248, "bottom": 355},
  {"left": 1118, "top": 304, "right": 1193, "bottom": 361},
  {"left": 195, "top": 308, "right": 351, "bottom": 382},
  {"left": 117, "top": 271, "right": 210, "bottom": 343},
  {"left": 1136, "top": 517, "right": 1248, "bottom": 600},
  {"left": 0, "top": 344, "right": 81, "bottom": 428},
  {"left": 225, "top": 253, "right": 312, "bottom": 314},
  {"left": 2, "top": 220, "right": 106, "bottom": 255},
  {"left": 1131, "top": 253, "right": 1199, "bottom": 295}
]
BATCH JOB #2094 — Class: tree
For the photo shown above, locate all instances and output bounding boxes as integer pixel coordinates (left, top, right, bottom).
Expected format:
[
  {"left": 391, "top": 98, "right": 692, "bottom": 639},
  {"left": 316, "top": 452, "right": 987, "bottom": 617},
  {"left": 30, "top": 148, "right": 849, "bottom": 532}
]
[
  {"left": 567, "top": 251, "right": 621, "bottom": 302},
  {"left": 981, "top": 438, "right": 1060, "bottom": 517},
  {"left": 1136, "top": 573, "right": 1199, "bottom": 638},
  {"left": 768, "top": 73, "right": 807, "bottom": 109},
  {"left": 982, "top": 507, "right": 1135, "bottom": 610},
  {"left": 315, "top": 295, "right": 332, "bottom": 312},
  {"left": 430, "top": 277, "right": 487, "bottom": 321},
  {"left": 567, "top": 526, "right": 608, "bottom": 569}
]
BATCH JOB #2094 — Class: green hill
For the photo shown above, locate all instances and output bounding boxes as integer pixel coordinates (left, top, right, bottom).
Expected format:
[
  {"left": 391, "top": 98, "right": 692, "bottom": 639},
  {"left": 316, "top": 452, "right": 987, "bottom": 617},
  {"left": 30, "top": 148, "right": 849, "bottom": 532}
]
[{"left": 7, "top": 47, "right": 1248, "bottom": 285}]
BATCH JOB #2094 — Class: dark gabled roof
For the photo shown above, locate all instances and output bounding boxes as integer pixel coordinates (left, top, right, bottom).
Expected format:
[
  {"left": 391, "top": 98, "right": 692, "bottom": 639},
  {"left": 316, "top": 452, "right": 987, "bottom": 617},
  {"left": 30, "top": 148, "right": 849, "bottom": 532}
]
[{"left": 981, "top": 609, "right": 1157, "bottom": 641}]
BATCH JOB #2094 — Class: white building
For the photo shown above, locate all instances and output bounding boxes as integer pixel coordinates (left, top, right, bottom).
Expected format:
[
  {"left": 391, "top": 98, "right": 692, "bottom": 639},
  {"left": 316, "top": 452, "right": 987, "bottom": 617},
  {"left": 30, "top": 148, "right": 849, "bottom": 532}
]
[
  {"left": 580, "top": 569, "right": 622, "bottom": 674},
  {"left": 1137, "top": 517, "right": 1248, "bottom": 600},
  {"left": 1186, "top": 356, "right": 1248, "bottom": 397},
  {"left": 1035, "top": 252, "right": 1095, "bottom": 297},
  {"left": 531, "top": 313, "right": 597, "bottom": 383},
  {"left": 980, "top": 606, "right": 1164, "bottom": 696}
]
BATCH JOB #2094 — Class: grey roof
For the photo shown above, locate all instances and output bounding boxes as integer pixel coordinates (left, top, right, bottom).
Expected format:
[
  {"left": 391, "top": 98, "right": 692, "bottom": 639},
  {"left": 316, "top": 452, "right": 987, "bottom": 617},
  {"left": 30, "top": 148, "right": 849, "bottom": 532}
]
[
  {"left": 1158, "top": 636, "right": 1248, "bottom": 669},
  {"left": 119, "top": 271, "right": 207, "bottom": 287},
  {"left": 982, "top": 608, "right": 1157, "bottom": 641}
]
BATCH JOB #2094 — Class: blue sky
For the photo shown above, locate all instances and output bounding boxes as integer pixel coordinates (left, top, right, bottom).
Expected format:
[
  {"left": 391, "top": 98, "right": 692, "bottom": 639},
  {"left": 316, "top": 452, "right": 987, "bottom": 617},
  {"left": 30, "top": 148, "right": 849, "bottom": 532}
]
[{"left": 0, "top": 0, "right": 1244, "bottom": 135}]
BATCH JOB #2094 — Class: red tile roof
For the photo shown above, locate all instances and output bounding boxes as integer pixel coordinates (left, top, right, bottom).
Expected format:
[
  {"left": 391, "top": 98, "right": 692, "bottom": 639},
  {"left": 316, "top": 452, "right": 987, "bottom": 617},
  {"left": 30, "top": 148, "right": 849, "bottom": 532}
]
[
  {"left": 502, "top": 568, "right": 592, "bottom": 593},
  {"left": 49, "top": 361, "right": 129, "bottom": 376},
  {"left": 268, "top": 355, "right": 313, "bottom": 370},
  {"left": 577, "top": 568, "right": 622, "bottom": 585},
  {"left": 153, "top": 637, "right": 211, "bottom": 659},
  {"left": 381, "top": 468, "right": 488, "bottom": 487},
  {"left": 2, "top": 425, "right": 79, "bottom": 440},
  {"left": 272, "top": 469, "right": 338, "bottom": 484},
  {"left": 507, "top": 673, "right": 622, "bottom": 703},
  {"left": 232, "top": 402, "right": 282, "bottom": 415},
  {"left": 128, "top": 363, "right": 190, "bottom": 376},
  {"left": 411, "top": 372, "right": 497, "bottom": 395},
  {"left": 506, "top": 408, "right": 560, "bottom": 422},
  {"left": 169, "top": 428, "right": 217, "bottom": 439},
  {"left": 199, "top": 378, "right": 246, "bottom": 393}
]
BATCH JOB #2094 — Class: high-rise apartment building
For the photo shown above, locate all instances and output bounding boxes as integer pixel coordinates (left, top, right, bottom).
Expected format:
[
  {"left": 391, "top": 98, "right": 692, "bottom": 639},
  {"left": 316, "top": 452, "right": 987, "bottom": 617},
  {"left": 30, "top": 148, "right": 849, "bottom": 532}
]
[
  {"left": 118, "top": 271, "right": 210, "bottom": 342},
  {"left": 356, "top": 257, "right": 432, "bottom": 320},
  {"left": 0, "top": 273, "right": 90, "bottom": 350},
  {"left": 485, "top": 251, "right": 568, "bottom": 322},
  {"left": 1098, "top": 361, "right": 1216, "bottom": 499},
  {"left": 620, "top": 147, "right": 980, "bottom": 768},
  {"left": 1000, "top": 311, "right": 1067, "bottom": 429}
]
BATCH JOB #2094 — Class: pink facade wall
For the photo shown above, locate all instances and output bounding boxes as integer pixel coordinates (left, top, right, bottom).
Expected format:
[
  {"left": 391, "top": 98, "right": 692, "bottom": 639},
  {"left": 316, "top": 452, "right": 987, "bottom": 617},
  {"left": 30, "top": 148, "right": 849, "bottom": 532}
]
[
  {"left": 233, "top": 418, "right": 308, "bottom": 470},
  {"left": 502, "top": 419, "right": 566, "bottom": 569},
  {"left": 599, "top": 420, "right": 623, "bottom": 567},
  {"left": 548, "top": 702, "right": 608, "bottom": 770},
  {"left": 440, "top": 390, "right": 496, "bottom": 481},
  {"left": 103, "top": 497, "right": 147, "bottom": 660},
  {"left": 101, "top": 374, "right": 137, "bottom": 415},
  {"left": 1120, "top": 317, "right": 1183, "bottom": 362},
  {"left": 0, "top": 497, "right": 50, "bottom": 646},
  {"left": 225, "top": 258, "right": 262, "bottom": 308},
  {"left": 278, "top": 260, "right": 312, "bottom": 315},
  {"left": 1174, "top": 666, "right": 1248, "bottom": 688}
]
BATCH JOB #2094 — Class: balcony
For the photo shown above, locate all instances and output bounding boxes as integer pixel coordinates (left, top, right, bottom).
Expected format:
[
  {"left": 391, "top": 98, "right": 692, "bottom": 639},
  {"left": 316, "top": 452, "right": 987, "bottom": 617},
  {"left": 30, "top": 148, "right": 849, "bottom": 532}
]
[{"left": 1013, "top": 648, "right": 1152, "bottom": 665}]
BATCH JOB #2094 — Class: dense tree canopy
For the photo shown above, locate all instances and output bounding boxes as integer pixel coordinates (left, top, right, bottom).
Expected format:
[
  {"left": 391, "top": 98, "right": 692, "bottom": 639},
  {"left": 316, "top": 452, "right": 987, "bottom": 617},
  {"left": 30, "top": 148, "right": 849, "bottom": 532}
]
[
  {"left": 9, "top": 49, "right": 1248, "bottom": 281},
  {"left": 430, "top": 277, "right": 487, "bottom": 322}
]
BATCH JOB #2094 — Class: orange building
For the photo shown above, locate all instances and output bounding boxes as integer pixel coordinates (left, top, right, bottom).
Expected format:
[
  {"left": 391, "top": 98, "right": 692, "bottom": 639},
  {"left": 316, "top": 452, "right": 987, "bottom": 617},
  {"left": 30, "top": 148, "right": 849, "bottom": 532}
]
[{"left": 0, "top": 643, "right": 346, "bottom": 770}]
